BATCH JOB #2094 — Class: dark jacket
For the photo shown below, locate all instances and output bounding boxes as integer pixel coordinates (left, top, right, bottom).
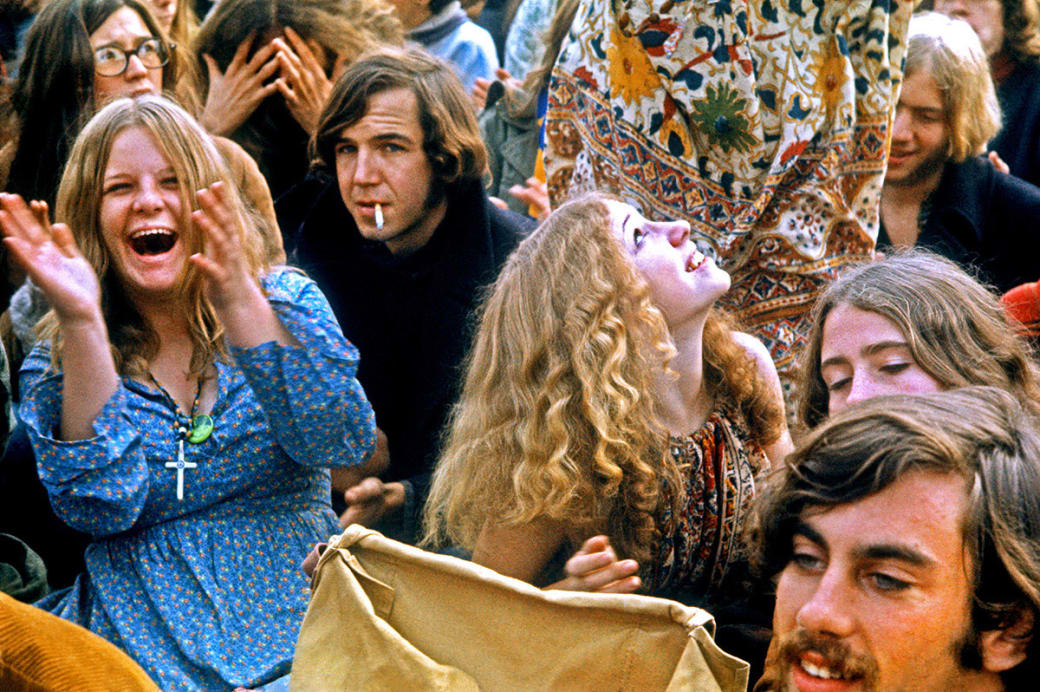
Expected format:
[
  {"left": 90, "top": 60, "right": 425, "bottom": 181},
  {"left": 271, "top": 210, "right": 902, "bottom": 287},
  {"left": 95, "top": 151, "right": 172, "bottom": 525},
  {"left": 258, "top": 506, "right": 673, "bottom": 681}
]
[
  {"left": 879, "top": 157, "right": 1040, "bottom": 294},
  {"left": 479, "top": 81, "right": 540, "bottom": 216},
  {"left": 286, "top": 176, "right": 534, "bottom": 542},
  {"left": 993, "top": 59, "right": 1040, "bottom": 189}
]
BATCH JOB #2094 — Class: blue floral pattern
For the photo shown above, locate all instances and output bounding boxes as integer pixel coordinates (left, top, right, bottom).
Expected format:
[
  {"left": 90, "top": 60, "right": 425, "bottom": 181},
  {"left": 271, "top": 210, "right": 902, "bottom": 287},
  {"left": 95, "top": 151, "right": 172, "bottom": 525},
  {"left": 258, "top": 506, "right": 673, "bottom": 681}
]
[{"left": 22, "top": 269, "right": 375, "bottom": 689}]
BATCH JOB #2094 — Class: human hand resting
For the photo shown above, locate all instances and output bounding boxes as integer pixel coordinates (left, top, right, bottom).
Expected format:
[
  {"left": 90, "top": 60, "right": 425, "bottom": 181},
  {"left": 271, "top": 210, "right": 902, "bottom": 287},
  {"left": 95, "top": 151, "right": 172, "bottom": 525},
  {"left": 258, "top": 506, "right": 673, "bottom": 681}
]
[
  {"left": 338, "top": 477, "right": 404, "bottom": 529},
  {"left": 508, "top": 177, "right": 550, "bottom": 221},
  {"left": 199, "top": 34, "right": 281, "bottom": 136},
  {"left": 547, "top": 535, "right": 641, "bottom": 593},
  {"left": 272, "top": 27, "right": 332, "bottom": 135},
  {"left": 0, "top": 194, "right": 101, "bottom": 325},
  {"left": 302, "top": 542, "right": 326, "bottom": 578}
]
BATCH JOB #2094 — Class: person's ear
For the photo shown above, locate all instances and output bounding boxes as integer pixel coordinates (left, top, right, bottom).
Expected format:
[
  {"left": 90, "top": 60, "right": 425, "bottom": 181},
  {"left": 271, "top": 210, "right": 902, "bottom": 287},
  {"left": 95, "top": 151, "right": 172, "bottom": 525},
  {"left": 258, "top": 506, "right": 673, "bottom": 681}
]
[{"left": 980, "top": 607, "right": 1034, "bottom": 673}]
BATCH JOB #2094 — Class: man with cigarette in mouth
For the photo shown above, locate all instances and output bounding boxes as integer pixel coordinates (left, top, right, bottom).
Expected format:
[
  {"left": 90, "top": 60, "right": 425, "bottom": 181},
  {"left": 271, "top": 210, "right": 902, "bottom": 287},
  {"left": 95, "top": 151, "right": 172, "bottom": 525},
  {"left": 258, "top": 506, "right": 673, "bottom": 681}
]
[
  {"left": 751, "top": 387, "right": 1040, "bottom": 691},
  {"left": 292, "top": 47, "right": 532, "bottom": 543}
]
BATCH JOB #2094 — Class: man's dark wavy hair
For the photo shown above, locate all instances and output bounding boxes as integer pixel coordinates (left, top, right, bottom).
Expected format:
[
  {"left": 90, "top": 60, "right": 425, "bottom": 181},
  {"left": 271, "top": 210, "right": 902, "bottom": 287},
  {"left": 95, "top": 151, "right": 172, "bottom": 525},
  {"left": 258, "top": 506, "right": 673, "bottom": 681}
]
[{"left": 752, "top": 387, "right": 1040, "bottom": 687}]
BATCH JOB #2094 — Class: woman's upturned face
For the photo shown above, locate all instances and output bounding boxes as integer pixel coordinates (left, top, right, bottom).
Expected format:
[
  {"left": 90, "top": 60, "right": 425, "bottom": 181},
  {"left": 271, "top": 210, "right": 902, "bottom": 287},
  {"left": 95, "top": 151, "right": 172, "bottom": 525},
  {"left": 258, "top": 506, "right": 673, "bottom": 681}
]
[
  {"left": 99, "top": 126, "right": 188, "bottom": 301},
  {"left": 606, "top": 199, "right": 730, "bottom": 328},
  {"left": 90, "top": 7, "right": 163, "bottom": 104},
  {"left": 820, "top": 304, "right": 944, "bottom": 415}
]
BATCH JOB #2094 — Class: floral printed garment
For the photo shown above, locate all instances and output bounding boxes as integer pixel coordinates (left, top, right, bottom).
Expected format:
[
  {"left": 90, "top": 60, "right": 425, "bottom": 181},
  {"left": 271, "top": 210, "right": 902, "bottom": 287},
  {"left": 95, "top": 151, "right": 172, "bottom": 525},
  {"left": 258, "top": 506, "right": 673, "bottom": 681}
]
[
  {"left": 547, "top": 0, "right": 913, "bottom": 381},
  {"left": 22, "top": 270, "right": 375, "bottom": 690}
]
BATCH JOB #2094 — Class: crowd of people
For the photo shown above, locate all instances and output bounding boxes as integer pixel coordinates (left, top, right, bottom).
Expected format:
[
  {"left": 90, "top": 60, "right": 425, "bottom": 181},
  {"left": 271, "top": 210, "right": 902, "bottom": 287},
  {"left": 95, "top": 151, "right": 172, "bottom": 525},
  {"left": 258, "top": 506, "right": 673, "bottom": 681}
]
[{"left": 0, "top": 0, "right": 1039, "bottom": 690}]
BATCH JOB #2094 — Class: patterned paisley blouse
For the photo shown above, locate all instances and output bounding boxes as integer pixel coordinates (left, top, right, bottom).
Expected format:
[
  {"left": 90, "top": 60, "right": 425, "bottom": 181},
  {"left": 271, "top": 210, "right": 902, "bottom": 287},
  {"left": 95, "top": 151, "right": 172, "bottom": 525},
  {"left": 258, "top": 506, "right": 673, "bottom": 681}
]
[{"left": 650, "top": 405, "right": 767, "bottom": 605}]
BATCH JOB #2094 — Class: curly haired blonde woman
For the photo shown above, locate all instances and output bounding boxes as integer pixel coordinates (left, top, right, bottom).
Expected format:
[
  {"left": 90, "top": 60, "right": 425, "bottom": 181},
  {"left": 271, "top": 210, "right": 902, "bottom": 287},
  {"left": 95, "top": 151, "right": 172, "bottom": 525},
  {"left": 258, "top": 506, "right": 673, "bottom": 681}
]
[{"left": 424, "top": 193, "right": 792, "bottom": 607}]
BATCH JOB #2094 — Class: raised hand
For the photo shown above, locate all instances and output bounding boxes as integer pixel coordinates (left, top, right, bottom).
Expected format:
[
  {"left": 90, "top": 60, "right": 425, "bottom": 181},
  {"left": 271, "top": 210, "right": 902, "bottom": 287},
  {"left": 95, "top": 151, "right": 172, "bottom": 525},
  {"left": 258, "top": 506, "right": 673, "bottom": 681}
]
[
  {"left": 189, "top": 182, "right": 258, "bottom": 315},
  {"left": 548, "top": 535, "right": 642, "bottom": 593},
  {"left": 199, "top": 34, "right": 281, "bottom": 137},
  {"left": 0, "top": 194, "right": 101, "bottom": 325},
  {"left": 190, "top": 182, "right": 296, "bottom": 348},
  {"left": 272, "top": 27, "right": 333, "bottom": 135}
]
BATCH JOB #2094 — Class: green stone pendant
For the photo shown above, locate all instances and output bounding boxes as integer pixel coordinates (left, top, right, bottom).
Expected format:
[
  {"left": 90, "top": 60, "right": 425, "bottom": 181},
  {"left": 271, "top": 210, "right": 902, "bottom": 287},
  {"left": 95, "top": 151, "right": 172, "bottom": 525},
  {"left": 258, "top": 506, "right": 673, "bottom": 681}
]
[{"left": 187, "top": 415, "right": 214, "bottom": 444}]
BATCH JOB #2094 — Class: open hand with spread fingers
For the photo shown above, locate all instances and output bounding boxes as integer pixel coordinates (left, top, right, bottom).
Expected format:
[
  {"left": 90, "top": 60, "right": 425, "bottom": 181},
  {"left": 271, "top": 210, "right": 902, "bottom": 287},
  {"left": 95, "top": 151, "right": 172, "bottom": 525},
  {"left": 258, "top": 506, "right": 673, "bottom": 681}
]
[
  {"left": 200, "top": 33, "right": 281, "bottom": 137},
  {"left": 0, "top": 193, "right": 101, "bottom": 325},
  {"left": 272, "top": 27, "right": 332, "bottom": 135},
  {"left": 189, "top": 181, "right": 261, "bottom": 318},
  {"left": 190, "top": 182, "right": 295, "bottom": 348}
]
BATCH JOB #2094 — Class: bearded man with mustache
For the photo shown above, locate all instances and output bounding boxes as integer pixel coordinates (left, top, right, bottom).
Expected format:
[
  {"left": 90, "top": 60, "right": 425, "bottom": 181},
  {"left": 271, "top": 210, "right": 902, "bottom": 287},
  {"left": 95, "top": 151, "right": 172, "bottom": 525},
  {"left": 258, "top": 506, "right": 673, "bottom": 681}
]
[{"left": 750, "top": 387, "right": 1040, "bottom": 691}]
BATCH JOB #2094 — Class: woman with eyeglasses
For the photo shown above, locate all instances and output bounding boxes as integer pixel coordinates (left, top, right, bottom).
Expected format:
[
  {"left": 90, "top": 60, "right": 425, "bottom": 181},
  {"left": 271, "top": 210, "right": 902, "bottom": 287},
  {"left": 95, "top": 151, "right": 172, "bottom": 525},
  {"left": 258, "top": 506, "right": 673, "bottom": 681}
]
[{"left": 0, "top": 0, "right": 283, "bottom": 311}]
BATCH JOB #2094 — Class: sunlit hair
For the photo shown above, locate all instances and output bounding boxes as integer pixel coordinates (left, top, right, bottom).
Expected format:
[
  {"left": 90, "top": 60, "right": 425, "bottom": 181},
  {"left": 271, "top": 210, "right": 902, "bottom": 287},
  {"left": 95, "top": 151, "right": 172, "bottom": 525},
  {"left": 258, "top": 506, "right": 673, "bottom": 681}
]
[
  {"left": 797, "top": 249, "right": 1040, "bottom": 430},
  {"left": 1001, "top": 0, "right": 1040, "bottom": 61},
  {"left": 905, "top": 11, "right": 1001, "bottom": 162},
  {"left": 38, "top": 95, "right": 266, "bottom": 378},
  {"left": 313, "top": 46, "right": 488, "bottom": 192},
  {"left": 753, "top": 387, "right": 1040, "bottom": 686},
  {"left": 152, "top": 0, "right": 199, "bottom": 49},
  {"left": 9, "top": 0, "right": 186, "bottom": 206},
  {"left": 423, "top": 194, "right": 783, "bottom": 567}
]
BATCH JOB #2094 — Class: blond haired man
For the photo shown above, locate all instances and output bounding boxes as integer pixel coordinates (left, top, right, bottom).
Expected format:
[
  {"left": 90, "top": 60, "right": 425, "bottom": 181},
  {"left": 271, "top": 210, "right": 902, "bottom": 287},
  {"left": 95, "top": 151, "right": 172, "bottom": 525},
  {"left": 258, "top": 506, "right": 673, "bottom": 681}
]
[{"left": 879, "top": 11, "right": 1040, "bottom": 293}]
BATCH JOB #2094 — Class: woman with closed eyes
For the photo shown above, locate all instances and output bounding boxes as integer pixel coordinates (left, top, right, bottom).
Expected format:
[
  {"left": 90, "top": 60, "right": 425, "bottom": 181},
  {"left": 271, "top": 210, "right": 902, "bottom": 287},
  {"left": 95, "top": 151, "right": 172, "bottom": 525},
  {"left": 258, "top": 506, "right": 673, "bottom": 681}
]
[{"left": 797, "top": 248, "right": 1040, "bottom": 431}]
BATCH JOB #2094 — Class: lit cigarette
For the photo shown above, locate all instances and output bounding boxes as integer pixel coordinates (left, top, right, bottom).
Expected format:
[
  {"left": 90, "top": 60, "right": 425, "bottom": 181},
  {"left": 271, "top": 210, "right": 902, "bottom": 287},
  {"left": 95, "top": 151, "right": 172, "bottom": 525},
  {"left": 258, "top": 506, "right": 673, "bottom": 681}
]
[{"left": 374, "top": 203, "right": 384, "bottom": 230}]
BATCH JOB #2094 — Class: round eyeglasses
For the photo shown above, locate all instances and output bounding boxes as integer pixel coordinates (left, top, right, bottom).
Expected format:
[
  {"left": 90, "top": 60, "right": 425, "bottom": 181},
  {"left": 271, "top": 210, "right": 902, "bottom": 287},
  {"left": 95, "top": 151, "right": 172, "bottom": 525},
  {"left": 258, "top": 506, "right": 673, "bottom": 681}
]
[{"left": 94, "top": 38, "right": 171, "bottom": 77}]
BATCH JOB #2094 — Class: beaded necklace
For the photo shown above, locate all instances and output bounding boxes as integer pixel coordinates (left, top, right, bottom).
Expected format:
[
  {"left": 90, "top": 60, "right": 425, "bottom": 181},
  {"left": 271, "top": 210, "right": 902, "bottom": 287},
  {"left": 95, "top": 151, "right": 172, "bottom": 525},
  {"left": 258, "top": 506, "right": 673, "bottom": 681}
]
[{"left": 148, "top": 373, "right": 214, "bottom": 501}]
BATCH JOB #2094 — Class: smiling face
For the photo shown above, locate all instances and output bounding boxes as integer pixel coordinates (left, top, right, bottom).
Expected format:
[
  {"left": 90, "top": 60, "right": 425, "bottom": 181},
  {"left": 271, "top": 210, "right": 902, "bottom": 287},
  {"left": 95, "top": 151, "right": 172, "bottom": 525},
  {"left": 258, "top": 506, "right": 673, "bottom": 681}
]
[
  {"left": 886, "top": 68, "right": 949, "bottom": 189},
  {"left": 771, "top": 470, "right": 992, "bottom": 692},
  {"left": 605, "top": 199, "right": 730, "bottom": 329},
  {"left": 334, "top": 87, "right": 446, "bottom": 256},
  {"left": 820, "top": 304, "right": 944, "bottom": 415},
  {"left": 90, "top": 6, "right": 163, "bottom": 104},
  {"left": 99, "top": 126, "right": 187, "bottom": 301}
]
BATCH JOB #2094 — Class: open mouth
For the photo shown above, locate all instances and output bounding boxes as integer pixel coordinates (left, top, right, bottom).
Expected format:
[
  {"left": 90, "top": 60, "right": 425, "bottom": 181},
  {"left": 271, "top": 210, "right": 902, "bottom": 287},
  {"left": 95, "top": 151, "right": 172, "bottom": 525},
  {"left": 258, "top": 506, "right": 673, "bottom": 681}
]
[
  {"left": 685, "top": 250, "right": 707, "bottom": 272},
  {"left": 800, "top": 660, "right": 853, "bottom": 681},
  {"left": 129, "top": 228, "right": 177, "bottom": 256}
]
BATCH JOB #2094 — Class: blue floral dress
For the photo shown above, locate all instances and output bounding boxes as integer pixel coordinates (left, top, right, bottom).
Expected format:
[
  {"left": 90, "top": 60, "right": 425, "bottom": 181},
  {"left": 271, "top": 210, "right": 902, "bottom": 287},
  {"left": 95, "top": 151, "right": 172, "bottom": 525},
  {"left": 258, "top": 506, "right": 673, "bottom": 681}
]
[{"left": 22, "top": 270, "right": 376, "bottom": 690}]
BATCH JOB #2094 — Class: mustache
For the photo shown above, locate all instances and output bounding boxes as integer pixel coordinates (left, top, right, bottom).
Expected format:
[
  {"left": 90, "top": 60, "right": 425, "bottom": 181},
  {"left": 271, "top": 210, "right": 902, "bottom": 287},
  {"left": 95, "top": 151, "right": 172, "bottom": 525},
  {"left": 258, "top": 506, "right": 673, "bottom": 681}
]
[{"left": 776, "top": 629, "right": 879, "bottom": 687}]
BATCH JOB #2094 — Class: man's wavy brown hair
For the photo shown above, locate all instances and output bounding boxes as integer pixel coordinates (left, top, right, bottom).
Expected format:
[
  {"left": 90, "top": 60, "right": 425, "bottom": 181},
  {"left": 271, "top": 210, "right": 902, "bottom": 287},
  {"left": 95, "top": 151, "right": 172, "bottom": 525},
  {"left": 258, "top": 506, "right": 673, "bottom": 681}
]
[{"left": 423, "top": 194, "right": 783, "bottom": 570}]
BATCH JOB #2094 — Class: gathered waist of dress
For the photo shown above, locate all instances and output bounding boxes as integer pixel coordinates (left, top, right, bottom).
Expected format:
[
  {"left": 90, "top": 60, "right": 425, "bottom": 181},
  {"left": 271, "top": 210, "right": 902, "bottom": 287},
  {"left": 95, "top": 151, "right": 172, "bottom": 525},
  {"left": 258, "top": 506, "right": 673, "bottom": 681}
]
[{"left": 112, "top": 492, "right": 337, "bottom": 537}]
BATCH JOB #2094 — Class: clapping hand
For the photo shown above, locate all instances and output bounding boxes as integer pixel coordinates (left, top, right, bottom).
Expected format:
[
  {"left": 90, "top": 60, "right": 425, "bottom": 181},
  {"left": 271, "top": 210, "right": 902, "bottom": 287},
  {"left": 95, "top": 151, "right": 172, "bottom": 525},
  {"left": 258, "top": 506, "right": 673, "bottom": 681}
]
[
  {"left": 189, "top": 182, "right": 258, "bottom": 317},
  {"left": 0, "top": 194, "right": 101, "bottom": 325},
  {"left": 190, "top": 182, "right": 297, "bottom": 348}
]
